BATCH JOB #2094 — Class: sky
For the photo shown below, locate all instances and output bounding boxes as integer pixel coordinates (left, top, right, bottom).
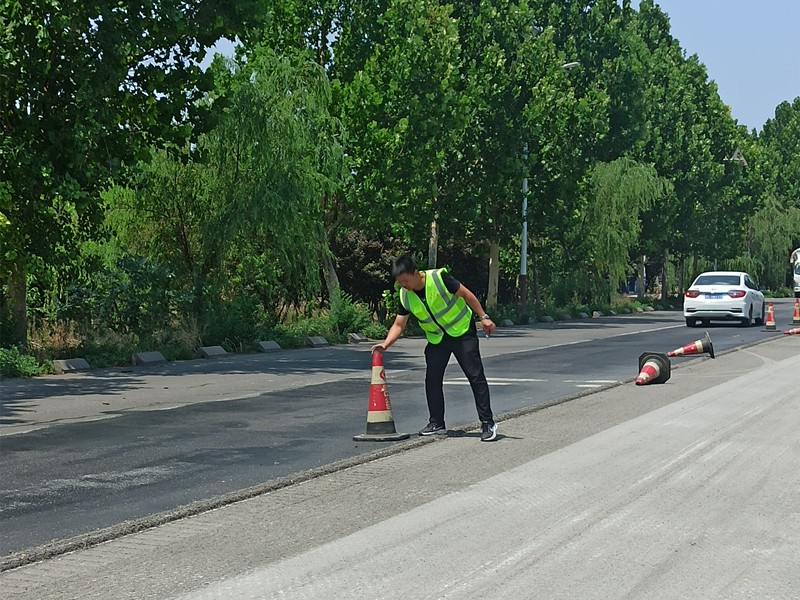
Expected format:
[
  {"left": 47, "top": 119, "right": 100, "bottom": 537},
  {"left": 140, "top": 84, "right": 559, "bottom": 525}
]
[
  {"left": 204, "top": 1, "right": 799, "bottom": 133},
  {"left": 641, "top": 0, "right": 800, "bottom": 132}
]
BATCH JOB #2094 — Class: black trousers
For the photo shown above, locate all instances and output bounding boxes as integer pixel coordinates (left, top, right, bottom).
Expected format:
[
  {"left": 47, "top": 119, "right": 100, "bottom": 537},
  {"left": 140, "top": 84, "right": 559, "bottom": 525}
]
[{"left": 424, "top": 325, "right": 493, "bottom": 425}]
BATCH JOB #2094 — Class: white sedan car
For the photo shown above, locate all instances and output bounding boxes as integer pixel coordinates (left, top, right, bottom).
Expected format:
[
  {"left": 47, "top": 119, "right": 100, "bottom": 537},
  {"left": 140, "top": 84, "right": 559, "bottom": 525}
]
[{"left": 683, "top": 271, "right": 765, "bottom": 327}]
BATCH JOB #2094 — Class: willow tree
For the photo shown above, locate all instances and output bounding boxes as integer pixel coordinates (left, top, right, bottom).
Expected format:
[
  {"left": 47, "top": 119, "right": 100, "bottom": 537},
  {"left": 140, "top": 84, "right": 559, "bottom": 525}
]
[
  {"left": 583, "top": 157, "right": 670, "bottom": 303},
  {"left": 0, "top": 0, "right": 263, "bottom": 347},
  {"left": 107, "top": 47, "right": 346, "bottom": 325},
  {"left": 733, "top": 195, "right": 800, "bottom": 290}
]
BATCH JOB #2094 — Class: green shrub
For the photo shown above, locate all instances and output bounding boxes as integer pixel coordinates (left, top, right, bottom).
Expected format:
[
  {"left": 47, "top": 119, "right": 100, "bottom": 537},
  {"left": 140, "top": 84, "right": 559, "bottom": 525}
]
[
  {"left": 362, "top": 322, "right": 388, "bottom": 340},
  {"left": 0, "top": 347, "right": 53, "bottom": 378},
  {"left": 66, "top": 329, "right": 140, "bottom": 369},
  {"left": 200, "top": 294, "right": 263, "bottom": 350},
  {"left": 328, "top": 290, "right": 372, "bottom": 336},
  {"left": 274, "top": 311, "right": 340, "bottom": 345},
  {"left": 764, "top": 287, "right": 793, "bottom": 298}
]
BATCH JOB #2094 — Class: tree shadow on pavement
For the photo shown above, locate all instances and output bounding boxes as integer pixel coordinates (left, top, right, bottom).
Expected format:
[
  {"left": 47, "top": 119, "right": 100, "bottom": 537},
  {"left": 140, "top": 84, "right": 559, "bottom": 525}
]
[{"left": 0, "top": 345, "right": 420, "bottom": 411}]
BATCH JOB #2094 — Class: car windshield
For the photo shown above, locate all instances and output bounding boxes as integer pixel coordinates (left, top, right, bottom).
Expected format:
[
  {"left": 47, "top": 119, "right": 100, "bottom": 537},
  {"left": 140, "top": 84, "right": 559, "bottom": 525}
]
[
  {"left": 693, "top": 275, "right": 741, "bottom": 286},
  {"left": 795, "top": 264, "right": 800, "bottom": 275}
]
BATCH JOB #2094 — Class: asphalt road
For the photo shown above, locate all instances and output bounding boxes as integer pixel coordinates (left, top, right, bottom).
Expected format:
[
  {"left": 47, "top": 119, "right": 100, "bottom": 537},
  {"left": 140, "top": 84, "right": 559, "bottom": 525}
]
[
  {"left": 0, "top": 299, "right": 796, "bottom": 556},
  {"left": 2, "top": 324, "right": 797, "bottom": 600}
]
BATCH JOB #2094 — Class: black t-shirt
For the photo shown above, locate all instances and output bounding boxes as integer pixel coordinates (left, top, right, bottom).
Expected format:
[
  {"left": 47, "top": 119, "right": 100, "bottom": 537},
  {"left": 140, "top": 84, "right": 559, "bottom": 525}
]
[{"left": 398, "top": 273, "right": 461, "bottom": 316}]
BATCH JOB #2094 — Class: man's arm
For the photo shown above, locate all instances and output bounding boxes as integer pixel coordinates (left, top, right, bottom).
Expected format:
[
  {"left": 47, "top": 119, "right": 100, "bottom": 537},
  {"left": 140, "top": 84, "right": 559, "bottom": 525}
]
[
  {"left": 455, "top": 284, "right": 496, "bottom": 336},
  {"left": 371, "top": 314, "right": 410, "bottom": 353}
]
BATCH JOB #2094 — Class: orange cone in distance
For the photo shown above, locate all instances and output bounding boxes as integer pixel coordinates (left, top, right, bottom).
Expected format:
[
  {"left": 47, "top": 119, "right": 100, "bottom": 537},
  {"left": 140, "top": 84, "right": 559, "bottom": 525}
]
[
  {"left": 764, "top": 302, "right": 777, "bottom": 331},
  {"left": 635, "top": 352, "right": 671, "bottom": 386},
  {"left": 791, "top": 299, "right": 800, "bottom": 325},
  {"left": 667, "top": 331, "right": 715, "bottom": 359},
  {"left": 353, "top": 352, "right": 410, "bottom": 442},
  {"left": 785, "top": 327, "right": 800, "bottom": 335}
]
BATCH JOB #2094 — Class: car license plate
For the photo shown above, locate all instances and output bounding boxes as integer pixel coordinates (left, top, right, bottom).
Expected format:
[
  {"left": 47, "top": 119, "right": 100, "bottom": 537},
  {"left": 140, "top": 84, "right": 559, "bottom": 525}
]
[{"left": 705, "top": 293, "right": 723, "bottom": 299}]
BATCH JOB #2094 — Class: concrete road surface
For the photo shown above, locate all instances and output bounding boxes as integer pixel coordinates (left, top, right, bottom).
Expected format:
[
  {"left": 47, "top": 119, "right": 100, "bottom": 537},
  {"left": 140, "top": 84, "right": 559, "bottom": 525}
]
[{"left": 1, "top": 334, "right": 798, "bottom": 599}]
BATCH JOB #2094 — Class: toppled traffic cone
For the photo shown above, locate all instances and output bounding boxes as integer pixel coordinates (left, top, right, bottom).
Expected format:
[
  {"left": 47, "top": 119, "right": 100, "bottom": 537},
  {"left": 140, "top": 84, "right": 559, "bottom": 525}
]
[
  {"left": 764, "top": 302, "right": 778, "bottom": 332},
  {"left": 785, "top": 327, "right": 800, "bottom": 335},
  {"left": 791, "top": 299, "right": 800, "bottom": 325},
  {"left": 667, "top": 331, "right": 715, "bottom": 359},
  {"left": 635, "top": 352, "right": 671, "bottom": 386},
  {"left": 353, "top": 352, "right": 410, "bottom": 442}
]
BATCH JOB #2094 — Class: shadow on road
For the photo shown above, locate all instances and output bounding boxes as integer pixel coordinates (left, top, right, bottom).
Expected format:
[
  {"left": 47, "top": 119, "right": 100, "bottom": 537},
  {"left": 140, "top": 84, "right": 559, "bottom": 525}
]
[{"left": 0, "top": 345, "right": 419, "bottom": 419}]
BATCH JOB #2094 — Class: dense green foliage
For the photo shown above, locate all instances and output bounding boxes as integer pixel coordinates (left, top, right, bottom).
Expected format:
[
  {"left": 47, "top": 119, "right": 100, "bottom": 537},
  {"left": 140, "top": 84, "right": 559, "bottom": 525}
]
[{"left": 1, "top": 0, "right": 798, "bottom": 373}]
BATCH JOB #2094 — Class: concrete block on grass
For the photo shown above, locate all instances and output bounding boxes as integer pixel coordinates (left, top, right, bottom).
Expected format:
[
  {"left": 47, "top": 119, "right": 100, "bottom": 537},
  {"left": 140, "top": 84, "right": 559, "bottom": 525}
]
[
  {"left": 539, "top": 315, "right": 555, "bottom": 323},
  {"left": 501, "top": 319, "right": 515, "bottom": 327},
  {"left": 347, "top": 333, "right": 368, "bottom": 344},
  {"left": 256, "top": 340, "right": 281, "bottom": 353},
  {"left": 592, "top": 311, "right": 602, "bottom": 318},
  {"left": 578, "top": 312, "right": 590, "bottom": 319},
  {"left": 53, "top": 358, "right": 91, "bottom": 374},
  {"left": 132, "top": 351, "right": 167, "bottom": 366},
  {"left": 198, "top": 345, "right": 227, "bottom": 358},
  {"left": 306, "top": 336, "right": 330, "bottom": 348}
]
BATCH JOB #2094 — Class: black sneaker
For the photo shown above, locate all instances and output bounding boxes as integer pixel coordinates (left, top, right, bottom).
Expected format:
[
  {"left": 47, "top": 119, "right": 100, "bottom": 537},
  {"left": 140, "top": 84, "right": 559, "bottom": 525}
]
[
  {"left": 480, "top": 422, "right": 498, "bottom": 442},
  {"left": 419, "top": 421, "right": 447, "bottom": 436}
]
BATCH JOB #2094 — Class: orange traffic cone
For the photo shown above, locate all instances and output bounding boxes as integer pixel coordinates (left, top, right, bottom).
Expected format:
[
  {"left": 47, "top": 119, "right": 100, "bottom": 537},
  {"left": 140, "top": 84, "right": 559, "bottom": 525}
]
[
  {"left": 635, "top": 352, "right": 671, "bottom": 386},
  {"left": 764, "top": 302, "right": 778, "bottom": 332},
  {"left": 785, "top": 327, "right": 800, "bottom": 335},
  {"left": 667, "top": 331, "right": 715, "bottom": 359},
  {"left": 791, "top": 299, "right": 800, "bottom": 325},
  {"left": 353, "top": 352, "right": 410, "bottom": 442}
]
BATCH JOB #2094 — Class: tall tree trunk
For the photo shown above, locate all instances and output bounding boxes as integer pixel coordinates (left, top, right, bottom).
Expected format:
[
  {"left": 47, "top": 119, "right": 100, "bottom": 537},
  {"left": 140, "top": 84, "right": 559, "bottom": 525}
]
[
  {"left": 321, "top": 247, "right": 340, "bottom": 302},
  {"left": 427, "top": 220, "right": 439, "bottom": 269},
  {"left": 486, "top": 240, "right": 500, "bottom": 310},
  {"left": 661, "top": 248, "right": 669, "bottom": 303},
  {"left": 7, "top": 261, "right": 27, "bottom": 349},
  {"left": 637, "top": 254, "right": 646, "bottom": 300}
]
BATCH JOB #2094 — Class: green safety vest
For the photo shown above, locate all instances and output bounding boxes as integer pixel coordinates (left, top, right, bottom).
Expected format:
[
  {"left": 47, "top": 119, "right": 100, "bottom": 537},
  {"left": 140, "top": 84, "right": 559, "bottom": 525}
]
[{"left": 399, "top": 268, "right": 472, "bottom": 344}]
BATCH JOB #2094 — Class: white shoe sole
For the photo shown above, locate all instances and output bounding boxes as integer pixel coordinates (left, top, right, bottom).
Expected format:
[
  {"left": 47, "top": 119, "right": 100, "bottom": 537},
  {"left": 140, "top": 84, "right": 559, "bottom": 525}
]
[{"left": 480, "top": 425, "right": 498, "bottom": 442}]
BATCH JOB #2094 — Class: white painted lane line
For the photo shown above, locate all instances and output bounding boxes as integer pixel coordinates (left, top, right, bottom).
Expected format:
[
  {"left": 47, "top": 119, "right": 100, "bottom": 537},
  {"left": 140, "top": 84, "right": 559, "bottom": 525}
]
[
  {"left": 499, "top": 323, "right": 685, "bottom": 358},
  {"left": 486, "top": 378, "right": 549, "bottom": 383},
  {"left": 443, "top": 378, "right": 548, "bottom": 386},
  {"left": 443, "top": 382, "right": 514, "bottom": 386}
]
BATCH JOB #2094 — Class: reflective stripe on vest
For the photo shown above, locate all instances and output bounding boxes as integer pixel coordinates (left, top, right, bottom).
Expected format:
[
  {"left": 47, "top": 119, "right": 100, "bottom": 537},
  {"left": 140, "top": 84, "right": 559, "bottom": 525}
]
[{"left": 399, "top": 269, "right": 472, "bottom": 344}]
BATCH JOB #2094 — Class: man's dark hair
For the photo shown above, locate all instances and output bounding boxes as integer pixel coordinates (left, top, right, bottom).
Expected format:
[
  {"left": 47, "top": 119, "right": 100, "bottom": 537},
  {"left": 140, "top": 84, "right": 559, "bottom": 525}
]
[{"left": 392, "top": 254, "right": 417, "bottom": 278}]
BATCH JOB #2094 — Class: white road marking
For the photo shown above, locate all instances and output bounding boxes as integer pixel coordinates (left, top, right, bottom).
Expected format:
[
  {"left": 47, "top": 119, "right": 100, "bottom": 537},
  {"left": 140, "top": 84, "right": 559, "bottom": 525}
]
[
  {"left": 500, "top": 323, "right": 685, "bottom": 358},
  {"left": 443, "top": 377, "right": 548, "bottom": 386},
  {"left": 443, "top": 381, "right": 513, "bottom": 386}
]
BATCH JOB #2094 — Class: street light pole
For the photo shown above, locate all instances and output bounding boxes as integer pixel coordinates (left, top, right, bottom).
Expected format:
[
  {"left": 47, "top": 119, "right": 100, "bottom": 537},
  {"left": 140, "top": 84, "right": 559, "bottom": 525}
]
[{"left": 519, "top": 143, "right": 529, "bottom": 319}]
